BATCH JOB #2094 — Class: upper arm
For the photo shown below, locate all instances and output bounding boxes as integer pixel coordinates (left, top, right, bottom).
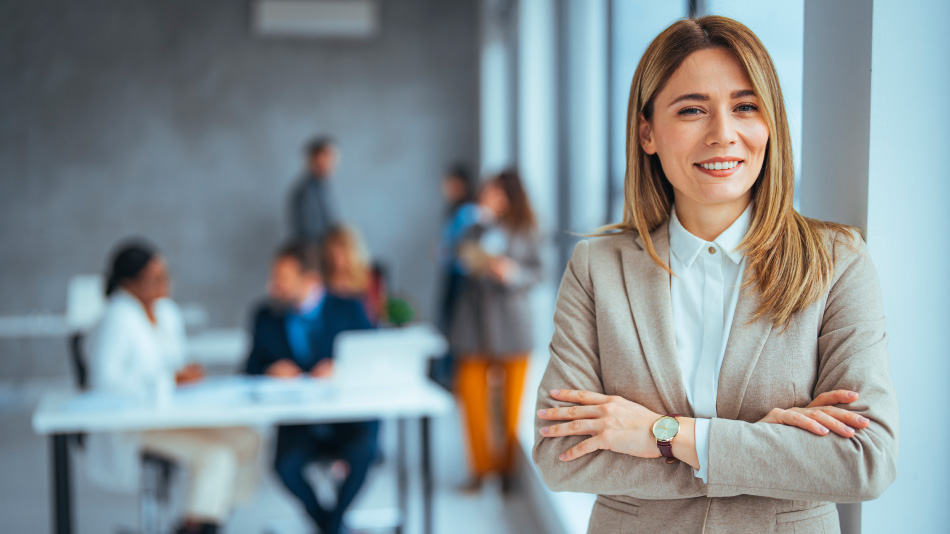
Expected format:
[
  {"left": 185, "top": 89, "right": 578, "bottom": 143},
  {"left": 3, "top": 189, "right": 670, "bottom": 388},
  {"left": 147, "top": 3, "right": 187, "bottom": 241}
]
[{"left": 246, "top": 309, "right": 275, "bottom": 375}]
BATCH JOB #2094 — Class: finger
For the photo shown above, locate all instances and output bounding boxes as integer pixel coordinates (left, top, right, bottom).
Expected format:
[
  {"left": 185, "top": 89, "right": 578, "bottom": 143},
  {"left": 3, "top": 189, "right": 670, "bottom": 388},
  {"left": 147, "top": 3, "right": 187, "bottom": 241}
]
[
  {"left": 783, "top": 409, "right": 829, "bottom": 435},
  {"left": 808, "top": 390, "right": 859, "bottom": 408},
  {"left": 537, "top": 405, "right": 604, "bottom": 421},
  {"left": 550, "top": 389, "right": 610, "bottom": 405},
  {"left": 818, "top": 406, "right": 871, "bottom": 429},
  {"left": 540, "top": 418, "right": 599, "bottom": 438},
  {"left": 559, "top": 436, "right": 603, "bottom": 462},
  {"left": 804, "top": 410, "right": 855, "bottom": 437}
]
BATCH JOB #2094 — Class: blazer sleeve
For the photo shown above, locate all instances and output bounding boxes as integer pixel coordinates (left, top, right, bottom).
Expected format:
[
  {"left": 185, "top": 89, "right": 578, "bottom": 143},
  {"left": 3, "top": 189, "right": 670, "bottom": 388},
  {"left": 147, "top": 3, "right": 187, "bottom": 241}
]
[
  {"left": 705, "top": 236, "right": 899, "bottom": 502},
  {"left": 505, "top": 230, "right": 544, "bottom": 290},
  {"left": 532, "top": 240, "right": 707, "bottom": 500},
  {"left": 245, "top": 307, "right": 277, "bottom": 375}
]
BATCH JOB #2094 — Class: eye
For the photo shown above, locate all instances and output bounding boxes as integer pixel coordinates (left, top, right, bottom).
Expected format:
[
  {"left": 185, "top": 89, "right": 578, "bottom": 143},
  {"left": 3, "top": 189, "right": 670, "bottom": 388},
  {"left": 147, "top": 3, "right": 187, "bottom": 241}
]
[
  {"left": 677, "top": 107, "right": 703, "bottom": 116},
  {"left": 735, "top": 103, "right": 759, "bottom": 113}
]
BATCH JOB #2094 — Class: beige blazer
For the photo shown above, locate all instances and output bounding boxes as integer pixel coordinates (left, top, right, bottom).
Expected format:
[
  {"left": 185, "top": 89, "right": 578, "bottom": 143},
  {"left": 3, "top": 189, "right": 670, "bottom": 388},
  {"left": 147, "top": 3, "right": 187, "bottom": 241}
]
[{"left": 532, "top": 224, "right": 898, "bottom": 534}]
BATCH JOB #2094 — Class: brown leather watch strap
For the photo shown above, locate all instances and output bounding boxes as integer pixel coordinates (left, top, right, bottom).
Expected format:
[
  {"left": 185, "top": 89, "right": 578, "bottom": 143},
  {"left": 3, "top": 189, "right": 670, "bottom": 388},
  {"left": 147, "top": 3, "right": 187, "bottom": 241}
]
[{"left": 657, "top": 414, "right": 681, "bottom": 464}]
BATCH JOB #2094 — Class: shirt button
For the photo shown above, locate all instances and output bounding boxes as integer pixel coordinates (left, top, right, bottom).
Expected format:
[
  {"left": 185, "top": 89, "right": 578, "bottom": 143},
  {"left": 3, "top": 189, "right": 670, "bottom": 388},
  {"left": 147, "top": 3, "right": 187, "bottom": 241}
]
[{"left": 708, "top": 246, "right": 716, "bottom": 254}]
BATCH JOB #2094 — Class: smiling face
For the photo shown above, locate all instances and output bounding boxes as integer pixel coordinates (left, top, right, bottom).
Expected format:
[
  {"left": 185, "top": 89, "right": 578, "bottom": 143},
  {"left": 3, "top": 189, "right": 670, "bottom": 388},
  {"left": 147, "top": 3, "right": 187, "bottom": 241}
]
[{"left": 638, "top": 47, "right": 769, "bottom": 221}]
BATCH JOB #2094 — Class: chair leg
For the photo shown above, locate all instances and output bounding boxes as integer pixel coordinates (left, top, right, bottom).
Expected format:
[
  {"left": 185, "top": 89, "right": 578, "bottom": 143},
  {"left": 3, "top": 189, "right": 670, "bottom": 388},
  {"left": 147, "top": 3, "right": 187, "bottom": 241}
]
[{"left": 139, "top": 462, "right": 160, "bottom": 534}]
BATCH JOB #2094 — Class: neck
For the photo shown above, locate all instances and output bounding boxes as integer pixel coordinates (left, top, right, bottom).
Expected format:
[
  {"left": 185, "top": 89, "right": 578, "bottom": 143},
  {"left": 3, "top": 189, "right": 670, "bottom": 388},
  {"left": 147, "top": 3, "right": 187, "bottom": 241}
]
[{"left": 673, "top": 195, "right": 751, "bottom": 242}]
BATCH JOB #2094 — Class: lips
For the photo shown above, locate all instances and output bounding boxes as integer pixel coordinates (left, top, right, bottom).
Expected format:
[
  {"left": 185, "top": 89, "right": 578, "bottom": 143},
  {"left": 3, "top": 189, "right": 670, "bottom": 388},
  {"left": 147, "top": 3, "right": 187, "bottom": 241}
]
[{"left": 694, "top": 158, "right": 743, "bottom": 176}]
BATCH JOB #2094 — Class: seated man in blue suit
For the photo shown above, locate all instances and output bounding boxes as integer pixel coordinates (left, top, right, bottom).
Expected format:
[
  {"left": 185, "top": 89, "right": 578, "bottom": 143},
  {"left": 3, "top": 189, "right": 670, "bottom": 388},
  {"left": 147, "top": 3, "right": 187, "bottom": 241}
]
[{"left": 246, "top": 242, "right": 377, "bottom": 534}]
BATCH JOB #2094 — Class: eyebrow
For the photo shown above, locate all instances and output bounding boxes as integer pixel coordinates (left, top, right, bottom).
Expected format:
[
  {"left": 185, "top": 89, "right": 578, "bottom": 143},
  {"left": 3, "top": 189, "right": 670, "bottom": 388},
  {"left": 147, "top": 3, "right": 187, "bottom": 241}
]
[{"left": 668, "top": 89, "right": 757, "bottom": 106}]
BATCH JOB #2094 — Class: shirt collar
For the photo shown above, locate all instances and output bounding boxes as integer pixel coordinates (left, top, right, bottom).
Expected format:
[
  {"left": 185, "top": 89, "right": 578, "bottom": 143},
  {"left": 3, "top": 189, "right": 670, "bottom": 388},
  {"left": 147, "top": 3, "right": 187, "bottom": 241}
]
[
  {"left": 297, "top": 286, "right": 326, "bottom": 317},
  {"left": 669, "top": 203, "right": 752, "bottom": 267}
]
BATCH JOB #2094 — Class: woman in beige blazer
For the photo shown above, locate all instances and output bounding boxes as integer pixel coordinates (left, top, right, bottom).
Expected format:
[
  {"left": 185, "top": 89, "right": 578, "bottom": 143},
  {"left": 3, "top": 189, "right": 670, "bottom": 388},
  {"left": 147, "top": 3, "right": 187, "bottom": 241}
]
[{"left": 533, "top": 16, "right": 898, "bottom": 534}]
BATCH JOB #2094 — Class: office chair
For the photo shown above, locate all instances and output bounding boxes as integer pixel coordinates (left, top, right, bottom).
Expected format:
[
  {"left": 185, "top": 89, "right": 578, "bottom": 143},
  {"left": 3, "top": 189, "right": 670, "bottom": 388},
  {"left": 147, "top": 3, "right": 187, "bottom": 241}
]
[{"left": 68, "top": 332, "right": 177, "bottom": 534}]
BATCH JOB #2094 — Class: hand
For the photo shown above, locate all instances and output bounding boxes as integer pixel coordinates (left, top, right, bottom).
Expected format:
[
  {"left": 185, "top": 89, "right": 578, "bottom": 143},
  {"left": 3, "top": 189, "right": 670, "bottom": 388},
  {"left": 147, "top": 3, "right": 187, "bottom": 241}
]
[
  {"left": 537, "top": 389, "right": 667, "bottom": 462},
  {"left": 175, "top": 363, "right": 204, "bottom": 385},
  {"left": 757, "top": 389, "right": 870, "bottom": 437},
  {"left": 310, "top": 359, "right": 334, "bottom": 379},
  {"left": 487, "top": 256, "right": 518, "bottom": 283},
  {"left": 265, "top": 359, "right": 302, "bottom": 379}
]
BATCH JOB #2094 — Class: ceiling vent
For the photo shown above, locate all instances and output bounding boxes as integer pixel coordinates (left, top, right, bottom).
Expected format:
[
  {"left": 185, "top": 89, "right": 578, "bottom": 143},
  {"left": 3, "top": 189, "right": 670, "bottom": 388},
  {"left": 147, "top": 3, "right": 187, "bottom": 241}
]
[{"left": 253, "top": 0, "right": 378, "bottom": 39}]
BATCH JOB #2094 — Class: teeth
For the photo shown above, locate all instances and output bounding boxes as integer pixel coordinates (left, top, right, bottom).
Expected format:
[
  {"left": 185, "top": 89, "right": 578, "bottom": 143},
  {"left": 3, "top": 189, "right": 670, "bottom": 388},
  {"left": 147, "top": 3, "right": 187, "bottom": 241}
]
[{"left": 700, "top": 161, "right": 739, "bottom": 170}]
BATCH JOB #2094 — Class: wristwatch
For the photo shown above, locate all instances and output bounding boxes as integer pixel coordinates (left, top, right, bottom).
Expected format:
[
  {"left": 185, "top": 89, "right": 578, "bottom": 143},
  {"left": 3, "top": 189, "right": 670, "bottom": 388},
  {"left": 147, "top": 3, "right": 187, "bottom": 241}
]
[{"left": 652, "top": 414, "right": 681, "bottom": 464}]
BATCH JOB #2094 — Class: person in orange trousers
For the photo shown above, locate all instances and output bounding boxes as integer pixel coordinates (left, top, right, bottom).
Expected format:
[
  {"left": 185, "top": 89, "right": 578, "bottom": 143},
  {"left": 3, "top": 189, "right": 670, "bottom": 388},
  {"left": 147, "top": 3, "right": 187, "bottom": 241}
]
[{"left": 448, "top": 169, "right": 542, "bottom": 491}]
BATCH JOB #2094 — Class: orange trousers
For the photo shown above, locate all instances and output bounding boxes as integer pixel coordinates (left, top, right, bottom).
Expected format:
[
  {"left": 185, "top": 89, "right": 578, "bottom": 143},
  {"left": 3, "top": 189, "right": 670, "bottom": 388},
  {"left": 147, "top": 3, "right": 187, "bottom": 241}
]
[{"left": 455, "top": 354, "right": 529, "bottom": 478}]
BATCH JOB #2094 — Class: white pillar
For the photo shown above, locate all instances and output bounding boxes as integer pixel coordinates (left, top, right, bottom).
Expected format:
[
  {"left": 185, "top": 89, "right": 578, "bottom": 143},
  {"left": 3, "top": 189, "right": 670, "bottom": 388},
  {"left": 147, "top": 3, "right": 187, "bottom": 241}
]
[{"left": 801, "top": 1, "right": 950, "bottom": 532}]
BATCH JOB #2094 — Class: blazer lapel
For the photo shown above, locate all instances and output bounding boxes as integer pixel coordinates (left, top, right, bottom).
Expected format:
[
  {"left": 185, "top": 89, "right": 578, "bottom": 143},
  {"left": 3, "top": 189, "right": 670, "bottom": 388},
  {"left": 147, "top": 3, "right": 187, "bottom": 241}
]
[
  {"left": 716, "top": 276, "right": 773, "bottom": 420},
  {"left": 621, "top": 226, "right": 691, "bottom": 416}
]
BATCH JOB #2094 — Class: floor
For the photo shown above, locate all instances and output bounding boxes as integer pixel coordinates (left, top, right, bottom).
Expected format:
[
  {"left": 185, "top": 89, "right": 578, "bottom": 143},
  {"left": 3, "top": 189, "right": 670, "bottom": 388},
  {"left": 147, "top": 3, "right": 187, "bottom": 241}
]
[{"left": 0, "top": 380, "right": 544, "bottom": 534}]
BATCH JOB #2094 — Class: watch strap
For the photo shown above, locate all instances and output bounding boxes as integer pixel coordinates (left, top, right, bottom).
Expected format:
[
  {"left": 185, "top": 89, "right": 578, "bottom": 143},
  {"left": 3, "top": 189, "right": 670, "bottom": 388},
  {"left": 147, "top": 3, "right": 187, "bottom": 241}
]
[{"left": 657, "top": 414, "right": 681, "bottom": 464}]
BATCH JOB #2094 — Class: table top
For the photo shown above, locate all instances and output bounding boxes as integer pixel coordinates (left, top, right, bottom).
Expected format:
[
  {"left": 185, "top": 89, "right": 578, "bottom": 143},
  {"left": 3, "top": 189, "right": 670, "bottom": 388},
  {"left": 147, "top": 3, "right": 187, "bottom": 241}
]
[{"left": 32, "top": 376, "right": 455, "bottom": 435}]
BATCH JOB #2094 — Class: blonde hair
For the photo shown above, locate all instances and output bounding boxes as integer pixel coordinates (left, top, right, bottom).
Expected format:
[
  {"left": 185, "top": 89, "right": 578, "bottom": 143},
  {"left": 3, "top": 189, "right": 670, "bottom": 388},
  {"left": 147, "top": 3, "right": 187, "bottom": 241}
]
[
  {"left": 322, "top": 225, "right": 371, "bottom": 294},
  {"left": 601, "top": 16, "right": 854, "bottom": 327}
]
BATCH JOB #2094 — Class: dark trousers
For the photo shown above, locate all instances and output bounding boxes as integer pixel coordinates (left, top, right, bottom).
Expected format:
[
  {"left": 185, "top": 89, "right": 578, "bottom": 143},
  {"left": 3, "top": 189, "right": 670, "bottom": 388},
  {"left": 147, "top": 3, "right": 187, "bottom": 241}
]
[
  {"left": 429, "top": 269, "right": 464, "bottom": 391},
  {"left": 273, "top": 421, "right": 380, "bottom": 534}
]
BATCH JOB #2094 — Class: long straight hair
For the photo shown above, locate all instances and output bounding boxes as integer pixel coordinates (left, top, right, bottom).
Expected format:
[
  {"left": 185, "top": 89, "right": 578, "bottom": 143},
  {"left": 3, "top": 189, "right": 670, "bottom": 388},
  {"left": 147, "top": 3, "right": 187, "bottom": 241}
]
[
  {"left": 601, "top": 16, "right": 854, "bottom": 327},
  {"left": 494, "top": 168, "right": 538, "bottom": 233}
]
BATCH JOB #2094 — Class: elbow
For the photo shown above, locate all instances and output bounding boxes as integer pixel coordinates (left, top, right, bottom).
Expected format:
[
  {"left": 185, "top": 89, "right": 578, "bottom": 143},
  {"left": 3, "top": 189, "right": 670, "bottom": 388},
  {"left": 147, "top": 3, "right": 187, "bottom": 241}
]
[
  {"left": 855, "top": 450, "right": 897, "bottom": 501},
  {"left": 847, "top": 434, "right": 898, "bottom": 501},
  {"left": 532, "top": 439, "right": 575, "bottom": 493}
]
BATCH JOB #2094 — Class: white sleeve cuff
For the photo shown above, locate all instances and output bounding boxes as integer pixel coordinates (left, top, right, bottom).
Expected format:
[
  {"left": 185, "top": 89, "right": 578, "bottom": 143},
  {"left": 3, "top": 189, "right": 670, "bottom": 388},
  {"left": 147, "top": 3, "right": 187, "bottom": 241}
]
[{"left": 693, "top": 417, "right": 711, "bottom": 483}]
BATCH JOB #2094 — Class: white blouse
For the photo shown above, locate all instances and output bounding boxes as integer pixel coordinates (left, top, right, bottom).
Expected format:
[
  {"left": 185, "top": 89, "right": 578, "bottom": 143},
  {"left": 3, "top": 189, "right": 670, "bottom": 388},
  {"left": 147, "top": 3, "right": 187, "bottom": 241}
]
[
  {"left": 669, "top": 204, "right": 751, "bottom": 482},
  {"left": 87, "top": 289, "right": 187, "bottom": 397},
  {"left": 83, "top": 289, "right": 187, "bottom": 491}
]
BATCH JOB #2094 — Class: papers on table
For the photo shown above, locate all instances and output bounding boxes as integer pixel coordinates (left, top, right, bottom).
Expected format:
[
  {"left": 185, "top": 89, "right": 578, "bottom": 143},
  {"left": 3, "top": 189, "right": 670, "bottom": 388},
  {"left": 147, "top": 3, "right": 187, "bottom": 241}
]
[{"left": 60, "top": 376, "right": 336, "bottom": 416}]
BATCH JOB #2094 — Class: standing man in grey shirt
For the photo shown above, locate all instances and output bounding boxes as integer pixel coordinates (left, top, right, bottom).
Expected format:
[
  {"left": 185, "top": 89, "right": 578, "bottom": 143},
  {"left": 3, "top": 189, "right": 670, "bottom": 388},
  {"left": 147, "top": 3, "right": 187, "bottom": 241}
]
[{"left": 290, "top": 137, "right": 339, "bottom": 244}]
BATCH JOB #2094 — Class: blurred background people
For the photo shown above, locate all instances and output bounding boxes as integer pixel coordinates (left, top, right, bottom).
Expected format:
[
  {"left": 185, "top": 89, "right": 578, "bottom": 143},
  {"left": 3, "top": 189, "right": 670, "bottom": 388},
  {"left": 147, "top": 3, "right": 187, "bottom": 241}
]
[
  {"left": 290, "top": 136, "right": 340, "bottom": 245},
  {"left": 85, "top": 240, "right": 259, "bottom": 534},
  {"left": 431, "top": 163, "right": 480, "bottom": 390},
  {"left": 449, "top": 169, "right": 542, "bottom": 491},
  {"left": 322, "top": 225, "right": 388, "bottom": 325},
  {"left": 244, "top": 242, "right": 377, "bottom": 534}
]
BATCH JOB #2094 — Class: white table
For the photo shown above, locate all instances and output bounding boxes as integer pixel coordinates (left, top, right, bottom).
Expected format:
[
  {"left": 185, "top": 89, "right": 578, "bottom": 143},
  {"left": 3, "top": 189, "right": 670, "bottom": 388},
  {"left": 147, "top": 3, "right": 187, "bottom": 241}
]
[{"left": 33, "top": 376, "right": 454, "bottom": 534}]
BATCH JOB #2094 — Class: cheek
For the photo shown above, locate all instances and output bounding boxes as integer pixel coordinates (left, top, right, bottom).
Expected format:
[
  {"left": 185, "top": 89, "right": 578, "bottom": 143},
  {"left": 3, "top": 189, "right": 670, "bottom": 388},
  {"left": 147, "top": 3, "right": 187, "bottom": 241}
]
[{"left": 746, "top": 122, "right": 771, "bottom": 159}]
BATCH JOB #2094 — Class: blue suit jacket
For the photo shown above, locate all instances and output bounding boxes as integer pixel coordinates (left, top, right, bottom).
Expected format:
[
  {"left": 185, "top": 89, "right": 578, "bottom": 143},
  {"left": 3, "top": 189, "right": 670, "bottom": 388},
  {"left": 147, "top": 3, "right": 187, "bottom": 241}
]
[{"left": 245, "top": 293, "right": 374, "bottom": 375}]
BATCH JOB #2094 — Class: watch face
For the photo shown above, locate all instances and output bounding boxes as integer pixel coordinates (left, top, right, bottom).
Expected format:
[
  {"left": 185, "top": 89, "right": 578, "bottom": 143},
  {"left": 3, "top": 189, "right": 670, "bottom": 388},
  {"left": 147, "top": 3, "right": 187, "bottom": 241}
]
[{"left": 652, "top": 416, "right": 680, "bottom": 441}]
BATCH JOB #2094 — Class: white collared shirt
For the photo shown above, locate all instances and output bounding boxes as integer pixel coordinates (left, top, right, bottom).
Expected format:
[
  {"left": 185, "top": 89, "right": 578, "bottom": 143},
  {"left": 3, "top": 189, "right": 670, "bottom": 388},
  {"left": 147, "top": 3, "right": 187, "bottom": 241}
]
[{"left": 668, "top": 204, "right": 751, "bottom": 483}]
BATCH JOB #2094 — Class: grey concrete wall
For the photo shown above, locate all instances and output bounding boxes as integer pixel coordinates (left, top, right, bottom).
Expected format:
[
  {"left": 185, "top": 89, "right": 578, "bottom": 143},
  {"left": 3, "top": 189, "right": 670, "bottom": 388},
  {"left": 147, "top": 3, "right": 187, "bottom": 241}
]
[{"left": 0, "top": 0, "right": 479, "bottom": 357}]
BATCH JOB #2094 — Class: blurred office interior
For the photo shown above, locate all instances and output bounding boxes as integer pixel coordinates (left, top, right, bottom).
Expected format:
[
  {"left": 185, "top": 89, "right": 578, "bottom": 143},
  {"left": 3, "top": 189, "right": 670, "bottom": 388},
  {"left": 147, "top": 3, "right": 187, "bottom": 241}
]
[{"left": 1, "top": 1, "right": 948, "bottom": 533}]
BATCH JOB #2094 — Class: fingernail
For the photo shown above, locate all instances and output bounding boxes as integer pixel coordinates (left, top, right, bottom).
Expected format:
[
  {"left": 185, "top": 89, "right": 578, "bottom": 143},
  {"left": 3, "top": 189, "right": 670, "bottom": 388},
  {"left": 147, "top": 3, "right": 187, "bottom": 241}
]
[
  {"left": 559, "top": 453, "right": 567, "bottom": 461},
  {"left": 537, "top": 409, "right": 546, "bottom": 417},
  {"left": 857, "top": 416, "right": 869, "bottom": 424},
  {"left": 551, "top": 389, "right": 561, "bottom": 396},
  {"left": 819, "top": 425, "right": 829, "bottom": 434},
  {"left": 540, "top": 427, "right": 549, "bottom": 435},
  {"left": 847, "top": 391, "right": 858, "bottom": 399},
  {"left": 844, "top": 426, "right": 854, "bottom": 435}
]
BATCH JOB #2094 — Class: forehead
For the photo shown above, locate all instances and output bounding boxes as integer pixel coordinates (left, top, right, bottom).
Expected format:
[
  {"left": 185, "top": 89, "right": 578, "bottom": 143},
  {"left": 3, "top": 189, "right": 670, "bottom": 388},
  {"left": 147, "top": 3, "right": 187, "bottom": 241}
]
[
  {"left": 142, "top": 256, "right": 166, "bottom": 275},
  {"left": 658, "top": 47, "right": 754, "bottom": 101},
  {"left": 272, "top": 256, "right": 302, "bottom": 274}
]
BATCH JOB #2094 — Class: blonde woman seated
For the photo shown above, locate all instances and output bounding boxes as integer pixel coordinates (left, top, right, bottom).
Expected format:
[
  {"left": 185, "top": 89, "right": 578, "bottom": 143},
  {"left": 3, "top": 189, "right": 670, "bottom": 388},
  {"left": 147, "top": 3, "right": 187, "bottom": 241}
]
[
  {"left": 85, "top": 240, "right": 259, "bottom": 534},
  {"left": 533, "top": 16, "right": 897, "bottom": 534},
  {"left": 323, "top": 225, "right": 387, "bottom": 324}
]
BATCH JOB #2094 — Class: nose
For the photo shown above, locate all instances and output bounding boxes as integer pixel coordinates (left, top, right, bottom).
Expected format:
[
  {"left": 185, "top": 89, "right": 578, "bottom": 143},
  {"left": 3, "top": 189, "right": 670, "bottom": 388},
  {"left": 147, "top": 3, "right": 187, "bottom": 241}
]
[{"left": 706, "top": 109, "right": 739, "bottom": 146}]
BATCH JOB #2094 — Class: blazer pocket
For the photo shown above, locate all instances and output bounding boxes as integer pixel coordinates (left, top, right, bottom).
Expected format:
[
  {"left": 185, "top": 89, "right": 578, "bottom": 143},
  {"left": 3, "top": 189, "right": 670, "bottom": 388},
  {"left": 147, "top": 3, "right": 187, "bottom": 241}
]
[
  {"left": 587, "top": 497, "right": 640, "bottom": 534},
  {"left": 775, "top": 503, "right": 839, "bottom": 534},
  {"left": 595, "top": 495, "right": 640, "bottom": 517}
]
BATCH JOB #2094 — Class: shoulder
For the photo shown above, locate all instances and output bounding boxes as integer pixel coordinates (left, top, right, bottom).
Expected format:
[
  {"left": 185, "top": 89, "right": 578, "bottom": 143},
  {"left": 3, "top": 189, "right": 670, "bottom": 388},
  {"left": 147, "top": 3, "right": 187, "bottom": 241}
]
[
  {"left": 574, "top": 231, "right": 642, "bottom": 267},
  {"left": 816, "top": 225, "right": 872, "bottom": 285},
  {"left": 99, "top": 293, "right": 143, "bottom": 329},
  {"left": 456, "top": 203, "right": 481, "bottom": 223},
  {"left": 250, "top": 301, "right": 283, "bottom": 326},
  {"left": 324, "top": 293, "right": 365, "bottom": 314}
]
